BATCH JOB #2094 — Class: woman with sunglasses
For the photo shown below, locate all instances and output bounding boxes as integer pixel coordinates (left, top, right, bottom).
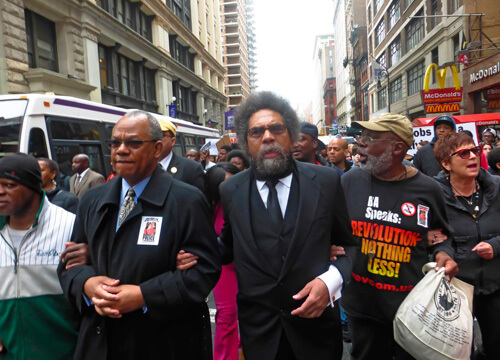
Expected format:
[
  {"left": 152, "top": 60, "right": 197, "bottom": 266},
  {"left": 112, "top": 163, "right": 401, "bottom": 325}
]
[{"left": 434, "top": 132, "right": 500, "bottom": 359}]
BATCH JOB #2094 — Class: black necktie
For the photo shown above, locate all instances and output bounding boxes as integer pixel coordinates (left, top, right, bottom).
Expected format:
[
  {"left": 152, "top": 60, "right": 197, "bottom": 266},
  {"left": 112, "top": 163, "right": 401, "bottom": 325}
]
[{"left": 266, "top": 180, "right": 283, "bottom": 225}]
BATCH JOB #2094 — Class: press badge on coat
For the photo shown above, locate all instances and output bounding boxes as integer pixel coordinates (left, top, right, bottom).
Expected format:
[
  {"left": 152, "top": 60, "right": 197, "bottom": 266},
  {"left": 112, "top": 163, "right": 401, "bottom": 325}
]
[{"left": 137, "top": 216, "right": 163, "bottom": 245}]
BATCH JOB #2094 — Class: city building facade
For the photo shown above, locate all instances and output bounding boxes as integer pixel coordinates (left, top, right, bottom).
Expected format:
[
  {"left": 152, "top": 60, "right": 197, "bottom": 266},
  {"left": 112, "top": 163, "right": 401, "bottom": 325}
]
[
  {"left": 0, "top": 0, "right": 226, "bottom": 127},
  {"left": 312, "top": 34, "right": 335, "bottom": 132},
  {"left": 220, "top": 0, "right": 256, "bottom": 110}
]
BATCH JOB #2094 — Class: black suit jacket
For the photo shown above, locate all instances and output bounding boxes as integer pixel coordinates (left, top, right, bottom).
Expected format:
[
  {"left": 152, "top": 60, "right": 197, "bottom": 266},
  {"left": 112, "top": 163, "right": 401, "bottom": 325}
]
[
  {"left": 220, "top": 160, "right": 357, "bottom": 360},
  {"left": 165, "top": 152, "right": 205, "bottom": 193},
  {"left": 58, "top": 166, "right": 221, "bottom": 360}
]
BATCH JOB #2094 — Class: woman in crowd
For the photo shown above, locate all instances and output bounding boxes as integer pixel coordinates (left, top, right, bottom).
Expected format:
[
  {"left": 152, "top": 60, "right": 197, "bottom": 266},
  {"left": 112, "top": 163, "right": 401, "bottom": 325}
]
[
  {"left": 482, "top": 143, "right": 493, "bottom": 160},
  {"left": 226, "top": 150, "right": 250, "bottom": 171},
  {"left": 434, "top": 132, "right": 500, "bottom": 359},
  {"left": 178, "top": 162, "right": 242, "bottom": 360},
  {"left": 37, "top": 158, "right": 79, "bottom": 213}
]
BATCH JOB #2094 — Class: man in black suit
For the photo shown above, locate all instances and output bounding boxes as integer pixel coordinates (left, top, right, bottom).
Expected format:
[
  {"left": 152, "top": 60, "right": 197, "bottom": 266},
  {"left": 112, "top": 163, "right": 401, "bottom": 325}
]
[
  {"left": 220, "top": 92, "right": 357, "bottom": 360},
  {"left": 158, "top": 119, "right": 205, "bottom": 193},
  {"left": 58, "top": 110, "right": 220, "bottom": 360}
]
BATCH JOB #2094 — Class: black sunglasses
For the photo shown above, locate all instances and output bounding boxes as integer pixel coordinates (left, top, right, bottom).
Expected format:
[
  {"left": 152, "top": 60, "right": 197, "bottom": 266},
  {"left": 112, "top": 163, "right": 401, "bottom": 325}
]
[
  {"left": 247, "top": 124, "right": 287, "bottom": 139},
  {"left": 109, "top": 139, "right": 157, "bottom": 149},
  {"left": 449, "top": 146, "right": 482, "bottom": 159}
]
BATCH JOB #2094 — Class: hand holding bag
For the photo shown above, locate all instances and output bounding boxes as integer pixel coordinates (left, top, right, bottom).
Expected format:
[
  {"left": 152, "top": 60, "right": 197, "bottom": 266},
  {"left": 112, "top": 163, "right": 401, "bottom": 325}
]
[{"left": 393, "top": 262, "right": 474, "bottom": 360}]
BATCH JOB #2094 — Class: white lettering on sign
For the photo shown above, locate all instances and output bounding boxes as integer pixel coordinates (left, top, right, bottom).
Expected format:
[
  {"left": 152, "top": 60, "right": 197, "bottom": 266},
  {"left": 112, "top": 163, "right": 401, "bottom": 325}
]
[{"left": 469, "top": 62, "right": 500, "bottom": 84}]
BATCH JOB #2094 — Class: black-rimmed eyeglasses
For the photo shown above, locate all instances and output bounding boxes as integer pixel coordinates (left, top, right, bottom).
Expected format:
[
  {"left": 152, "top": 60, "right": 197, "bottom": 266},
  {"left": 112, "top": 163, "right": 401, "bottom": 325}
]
[
  {"left": 109, "top": 139, "right": 157, "bottom": 149},
  {"left": 247, "top": 124, "right": 287, "bottom": 139}
]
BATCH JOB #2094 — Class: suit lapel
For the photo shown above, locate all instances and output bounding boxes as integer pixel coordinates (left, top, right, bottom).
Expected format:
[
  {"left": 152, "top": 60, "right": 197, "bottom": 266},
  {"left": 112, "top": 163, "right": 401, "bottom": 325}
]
[
  {"left": 230, "top": 173, "right": 276, "bottom": 276},
  {"left": 167, "top": 153, "right": 180, "bottom": 178},
  {"left": 278, "top": 162, "right": 320, "bottom": 281},
  {"left": 75, "top": 170, "right": 90, "bottom": 194}
]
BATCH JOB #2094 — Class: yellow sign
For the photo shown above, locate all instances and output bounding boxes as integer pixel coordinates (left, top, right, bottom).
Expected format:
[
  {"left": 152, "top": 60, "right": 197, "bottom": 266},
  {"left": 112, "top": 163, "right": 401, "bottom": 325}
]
[{"left": 423, "top": 63, "right": 461, "bottom": 92}]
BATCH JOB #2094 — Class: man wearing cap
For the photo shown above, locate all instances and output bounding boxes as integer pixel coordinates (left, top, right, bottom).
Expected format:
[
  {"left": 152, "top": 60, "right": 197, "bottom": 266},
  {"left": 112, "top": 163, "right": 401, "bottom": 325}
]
[
  {"left": 292, "top": 122, "right": 326, "bottom": 165},
  {"left": 339, "top": 113, "right": 458, "bottom": 360},
  {"left": 158, "top": 119, "right": 205, "bottom": 193},
  {"left": 482, "top": 128, "right": 500, "bottom": 148},
  {"left": 413, "top": 115, "right": 456, "bottom": 177},
  {"left": 58, "top": 110, "right": 220, "bottom": 360},
  {"left": 0, "top": 152, "right": 80, "bottom": 359}
]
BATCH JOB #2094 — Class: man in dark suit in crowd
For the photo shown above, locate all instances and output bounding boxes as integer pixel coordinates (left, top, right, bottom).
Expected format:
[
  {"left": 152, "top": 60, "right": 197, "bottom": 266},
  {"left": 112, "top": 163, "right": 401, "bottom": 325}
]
[
  {"left": 220, "top": 91, "right": 357, "bottom": 360},
  {"left": 69, "top": 154, "right": 105, "bottom": 199},
  {"left": 157, "top": 119, "right": 205, "bottom": 193},
  {"left": 58, "top": 110, "right": 221, "bottom": 360}
]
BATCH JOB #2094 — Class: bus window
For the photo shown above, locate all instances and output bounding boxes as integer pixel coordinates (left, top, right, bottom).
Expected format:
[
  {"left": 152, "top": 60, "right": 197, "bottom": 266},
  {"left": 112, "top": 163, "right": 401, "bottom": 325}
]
[
  {"left": 49, "top": 118, "right": 100, "bottom": 140},
  {"left": 28, "top": 128, "right": 48, "bottom": 158},
  {"left": 0, "top": 99, "right": 27, "bottom": 158},
  {"left": 184, "top": 135, "right": 197, "bottom": 152},
  {"left": 172, "top": 133, "right": 184, "bottom": 156},
  {"left": 52, "top": 144, "right": 106, "bottom": 189}
]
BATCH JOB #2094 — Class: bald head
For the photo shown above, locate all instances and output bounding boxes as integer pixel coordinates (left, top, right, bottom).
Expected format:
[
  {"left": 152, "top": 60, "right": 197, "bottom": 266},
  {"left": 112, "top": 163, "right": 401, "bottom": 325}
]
[
  {"left": 327, "top": 138, "right": 349, "bottom": 169},
  {"left": 72, "top": 154, "right": 90, "bottom": 174}
]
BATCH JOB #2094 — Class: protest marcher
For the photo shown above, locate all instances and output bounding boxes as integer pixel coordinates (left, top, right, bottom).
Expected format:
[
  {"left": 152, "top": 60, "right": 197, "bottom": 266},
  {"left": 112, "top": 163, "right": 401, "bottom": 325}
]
[
  {"left": 58, "top": 110, "right": 221, "bottom": 360},
  {"left": 341, "top": 113, "right": 458, "bottom": 360},
  {"left": 0, "top": 153, "right": 83, "bottom": 359},
  {"left": 38, "top": 158, "right": 79, "bottom": 214},
  {"left": 434, "top": 132, "right": 500, "bottom": 359},
  {"left": 69, "top": 154, "right": 105, "bottom": 199}
]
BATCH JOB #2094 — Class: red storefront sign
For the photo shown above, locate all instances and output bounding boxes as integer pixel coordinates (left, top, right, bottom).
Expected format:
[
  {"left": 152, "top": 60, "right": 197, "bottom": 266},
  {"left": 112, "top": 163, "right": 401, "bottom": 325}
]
[
  {"left": 421, "top": 88, "right": 463, "bottom": 104},
  {"left": 425, "top": 103, "right": 461, "bottom": 114}
]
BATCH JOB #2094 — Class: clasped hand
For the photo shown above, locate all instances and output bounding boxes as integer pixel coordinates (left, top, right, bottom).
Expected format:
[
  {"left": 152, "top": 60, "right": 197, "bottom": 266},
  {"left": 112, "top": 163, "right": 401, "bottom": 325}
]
[{"left": 83, "top": 276, "right": 145, "bottom": 318}]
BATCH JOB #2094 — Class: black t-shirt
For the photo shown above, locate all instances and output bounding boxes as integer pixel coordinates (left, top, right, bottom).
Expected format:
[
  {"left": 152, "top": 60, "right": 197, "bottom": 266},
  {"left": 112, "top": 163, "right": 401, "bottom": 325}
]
[{"left": 340, "top": 167, "right": 454, "bottom": 323}]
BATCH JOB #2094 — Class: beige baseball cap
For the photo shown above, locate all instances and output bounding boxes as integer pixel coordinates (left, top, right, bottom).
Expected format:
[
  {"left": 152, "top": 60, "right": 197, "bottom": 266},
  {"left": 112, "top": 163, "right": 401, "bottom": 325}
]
[
  {"left": 158, "top": 119, "right": 177, "bottom": 136},
  {"left": 352, "top": 113, "right": 414, "bottom": 147}
]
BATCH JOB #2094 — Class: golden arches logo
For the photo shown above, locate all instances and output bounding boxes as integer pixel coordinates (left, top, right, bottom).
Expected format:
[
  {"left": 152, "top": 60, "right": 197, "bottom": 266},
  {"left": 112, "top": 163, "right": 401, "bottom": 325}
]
[
  {"left": 425, "top": 103, "right": 460, "bottom": 114},
  {"left": 423, "top": 63, "right": 461, "bottom": 92}
]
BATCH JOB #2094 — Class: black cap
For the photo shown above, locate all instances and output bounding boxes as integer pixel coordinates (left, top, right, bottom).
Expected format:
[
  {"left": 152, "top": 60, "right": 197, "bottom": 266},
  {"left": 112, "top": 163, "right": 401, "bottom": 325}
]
[
  {"left": 0, "top": 153, "right": 43, "bottom": 194},
  {"left": 300, "top": 122, "right": 319, "bottom": 140}
]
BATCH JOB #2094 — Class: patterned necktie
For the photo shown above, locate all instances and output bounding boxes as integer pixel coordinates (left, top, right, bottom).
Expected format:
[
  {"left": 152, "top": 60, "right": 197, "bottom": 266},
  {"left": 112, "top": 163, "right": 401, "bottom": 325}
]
[
  {"left": 75, "top": 175, "right": 81, "bottom": 189},
  {"left": 118, "top": 188, "right": 136, "bottom": 227},
  {"left": 266, "top": 180, "right": 283, "bottom": 225}
]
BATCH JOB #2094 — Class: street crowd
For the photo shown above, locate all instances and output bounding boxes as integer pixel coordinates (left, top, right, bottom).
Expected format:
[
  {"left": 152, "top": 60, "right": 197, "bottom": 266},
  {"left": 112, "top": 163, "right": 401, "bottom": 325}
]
[{"left": 1, "top": 91, "right": 500, "bottom": 360}]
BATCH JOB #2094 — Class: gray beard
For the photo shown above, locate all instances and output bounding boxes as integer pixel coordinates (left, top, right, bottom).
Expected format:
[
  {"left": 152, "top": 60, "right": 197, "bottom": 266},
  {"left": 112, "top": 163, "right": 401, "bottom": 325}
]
[
  {"left": 253, "top": 143, "right": 291, "bottom": 179},
  {"left": 359, "top": 145, "right": 393, "bottom": 176}
]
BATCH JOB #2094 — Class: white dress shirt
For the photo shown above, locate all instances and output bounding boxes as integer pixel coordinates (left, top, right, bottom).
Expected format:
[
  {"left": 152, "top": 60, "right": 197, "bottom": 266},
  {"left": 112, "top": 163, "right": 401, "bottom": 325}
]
[
  {"left": 256, "top": 173, "right": 343, "bottom": 306},
  {"left": 159, "top": 152, "right": 173, "bottom": 170},
  {"left": 75, "top": 168, "right": 89, "bottom": 187}
]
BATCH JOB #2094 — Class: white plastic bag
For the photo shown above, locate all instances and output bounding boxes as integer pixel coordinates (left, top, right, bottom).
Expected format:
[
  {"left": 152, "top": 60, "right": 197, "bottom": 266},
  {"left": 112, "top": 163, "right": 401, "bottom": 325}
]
[{"left": 394, "top": 262, "right": 474, "bottom": 360}]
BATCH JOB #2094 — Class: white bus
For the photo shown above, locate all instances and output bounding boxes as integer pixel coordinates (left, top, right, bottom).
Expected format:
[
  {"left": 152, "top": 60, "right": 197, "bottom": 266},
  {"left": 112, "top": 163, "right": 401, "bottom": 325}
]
[{"left": 0, "top": 94, "right": 219, "bottom": 183}]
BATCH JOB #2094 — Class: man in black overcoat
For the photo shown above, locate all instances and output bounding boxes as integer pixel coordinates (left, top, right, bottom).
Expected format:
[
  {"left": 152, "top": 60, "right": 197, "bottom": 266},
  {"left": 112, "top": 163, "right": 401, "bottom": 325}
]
[{"left": 58, "top": 110, "right": 220, "bottom": 360}]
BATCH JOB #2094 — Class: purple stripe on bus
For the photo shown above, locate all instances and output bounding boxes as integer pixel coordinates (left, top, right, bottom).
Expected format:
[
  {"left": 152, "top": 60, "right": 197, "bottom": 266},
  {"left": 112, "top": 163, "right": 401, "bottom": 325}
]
[{"left": 53, "top": 99, "right": 127, "bottom": 116}]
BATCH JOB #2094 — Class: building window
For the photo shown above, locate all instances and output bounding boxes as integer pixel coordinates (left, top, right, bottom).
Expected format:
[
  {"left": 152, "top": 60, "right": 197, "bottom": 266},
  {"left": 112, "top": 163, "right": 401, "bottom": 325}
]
[
  {"left": 450, "top": 0, "right": 461, "bottom": 13},
  {"left": 169, "top": 35, "right": 195, "bottom": 71},
  {"left": 377, "top": 53, "right": 387, "bottom": 70},
  {"left": 165, "top": 0, "right": 191, "bottom": 28},
  {"left": 404, "top": 0, "right": 415, "bottom": 9},
  {"left": 430, "top": 0, "right": 439, "bottom": 28},
  {"left": 371, "top": 93, "right": 375, "bottom": 113},
  {"left": 172, "top": 81, "right": 197, "bottom": 121},
  {"left": 101, "top": 0, "right": 153, "bottom": 41},
  {"left": 378, "top": 87, "right": 387, "bottom": 110},
  {"left": 431, "top": 47, "right": 439, "bottom": 83},
  {"left": 405, "top": 10, "right": 424, "bottom": 53},
  {"left": 407, "top": 61, "right": 425, "bottom": 96},
  {"left": 390, "top": 77, "right": 402, "bottom": 103},
  {"left": 98, "top": 44, "right": 156, "bottom": 104},
  {"left": 375, "top": 20, "right": 385, "bottom": 47},
  {"left": 453, "top": 33, "right": 460, "bottom": 69},
  {"left": 389, "top": 37, "right": 401, "bottom": 67},
  {"left": 388, "top": 1, "right": 400, "bottom": 30},
  {"left": 25, "top": 10, "right": 58, "bottom": 72},
  {"left": 368, "top": 5, "right": 372, "bottom": 24},
  {"left": 374, "top": 0, "right": 384, "bottom": 15}
]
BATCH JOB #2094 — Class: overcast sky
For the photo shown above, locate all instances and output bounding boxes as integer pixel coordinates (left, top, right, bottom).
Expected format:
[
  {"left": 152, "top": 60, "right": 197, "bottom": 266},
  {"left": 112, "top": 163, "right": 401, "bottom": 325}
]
[{"left": 253, "top": 0, "right": 335, "bottom": 108}]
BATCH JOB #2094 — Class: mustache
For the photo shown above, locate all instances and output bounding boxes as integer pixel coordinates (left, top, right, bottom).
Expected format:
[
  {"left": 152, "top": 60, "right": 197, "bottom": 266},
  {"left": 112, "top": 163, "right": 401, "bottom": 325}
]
[{"left": 257, "top": 143, "right": 286, "bottom": 158}]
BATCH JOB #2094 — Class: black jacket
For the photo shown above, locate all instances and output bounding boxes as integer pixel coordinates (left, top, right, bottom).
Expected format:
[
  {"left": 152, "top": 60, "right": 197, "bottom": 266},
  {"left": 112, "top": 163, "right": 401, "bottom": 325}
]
[
  {"left": 220, "top": 161, "right": 357, "bottom": 360},
  {"left": 58, "top": 166, "right": 221, "bottom": 360},
  {"left": 413, "top": 142, "right": 442, "bottom": 177},
  {"left": 165, "top": 152, "right": 205, "bottom": 193},
  {"left": 46, "top": 186, "right": 79, "bottom": 214},
  {"left": 435, "top": 169, "right": 500, "bottom": 295}
]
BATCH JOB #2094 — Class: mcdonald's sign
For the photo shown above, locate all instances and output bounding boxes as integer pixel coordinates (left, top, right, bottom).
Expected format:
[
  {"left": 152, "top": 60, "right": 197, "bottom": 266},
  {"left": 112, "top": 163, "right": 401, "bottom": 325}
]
[{"left": 421, "top": 63, "right": 462, "bottom": 113}]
